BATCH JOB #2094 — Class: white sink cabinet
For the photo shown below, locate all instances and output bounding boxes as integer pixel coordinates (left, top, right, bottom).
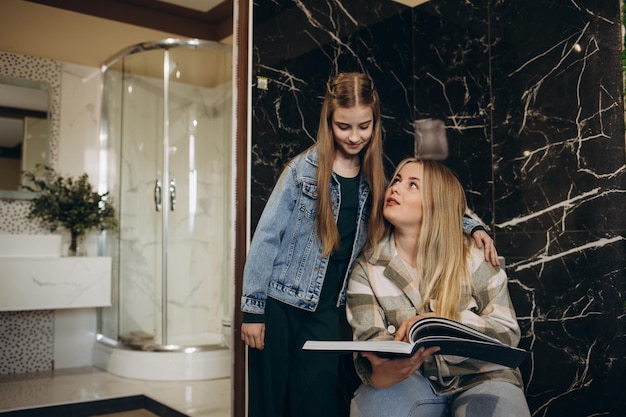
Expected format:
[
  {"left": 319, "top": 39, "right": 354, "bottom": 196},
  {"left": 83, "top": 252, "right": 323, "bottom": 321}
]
[{"left": 0, "top": 235, "right": 111, "bottom": 311}]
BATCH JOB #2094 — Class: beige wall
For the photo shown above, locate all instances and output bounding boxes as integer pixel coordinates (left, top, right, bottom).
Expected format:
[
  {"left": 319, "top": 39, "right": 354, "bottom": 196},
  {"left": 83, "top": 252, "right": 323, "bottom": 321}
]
[
  {"left": 0, "top": 0, "right": 177, "bottom": 67},
  {"left": 0, "top": 0, "right": 232, "bottom": 88}
]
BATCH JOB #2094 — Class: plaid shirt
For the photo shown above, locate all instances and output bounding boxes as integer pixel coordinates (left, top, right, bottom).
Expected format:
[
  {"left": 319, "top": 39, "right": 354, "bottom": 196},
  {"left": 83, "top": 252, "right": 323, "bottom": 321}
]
[{"left": 346, "top": 233, "right": 524, "bottom": 395}]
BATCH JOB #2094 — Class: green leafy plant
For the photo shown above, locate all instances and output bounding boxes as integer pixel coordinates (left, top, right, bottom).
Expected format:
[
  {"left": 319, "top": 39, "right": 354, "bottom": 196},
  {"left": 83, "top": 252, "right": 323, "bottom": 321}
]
[{"left": 22, "top": 165, "right": 117, "bottom": 256}]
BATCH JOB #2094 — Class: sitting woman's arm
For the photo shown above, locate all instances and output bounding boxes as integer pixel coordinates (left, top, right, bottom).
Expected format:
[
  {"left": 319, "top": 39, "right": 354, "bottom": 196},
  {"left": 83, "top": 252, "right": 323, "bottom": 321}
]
[{"left": 459, "top": 247, "right": 521, "bottom": 346}]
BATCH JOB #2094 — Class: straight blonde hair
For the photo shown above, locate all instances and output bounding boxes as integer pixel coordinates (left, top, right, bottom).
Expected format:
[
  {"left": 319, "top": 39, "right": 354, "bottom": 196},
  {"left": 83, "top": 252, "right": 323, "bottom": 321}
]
[
  {"left": 315, "top": 72, "right": 386, "bottom": 256},
  {"left": 376, "top": 158, "right": 472, "bottom": 320}
]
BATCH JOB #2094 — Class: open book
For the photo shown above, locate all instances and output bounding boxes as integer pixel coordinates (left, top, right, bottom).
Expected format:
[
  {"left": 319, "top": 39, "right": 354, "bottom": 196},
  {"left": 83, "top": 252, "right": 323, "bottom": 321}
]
[{"left": 302, "top": 317, "right": 530, "bottom": 368}]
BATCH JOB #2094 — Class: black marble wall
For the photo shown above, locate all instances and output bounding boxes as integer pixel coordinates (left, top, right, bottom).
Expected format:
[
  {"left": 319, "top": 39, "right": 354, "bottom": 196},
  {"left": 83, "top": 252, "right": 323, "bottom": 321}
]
[{"left": 251, "top": 1, "right": 625, "bottom": 415}]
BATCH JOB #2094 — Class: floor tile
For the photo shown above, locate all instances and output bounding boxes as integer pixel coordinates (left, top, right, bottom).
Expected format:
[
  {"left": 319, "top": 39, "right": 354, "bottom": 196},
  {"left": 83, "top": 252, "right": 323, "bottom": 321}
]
[{"left": 0, "top": 367, "right": 231, "bottom": 417}]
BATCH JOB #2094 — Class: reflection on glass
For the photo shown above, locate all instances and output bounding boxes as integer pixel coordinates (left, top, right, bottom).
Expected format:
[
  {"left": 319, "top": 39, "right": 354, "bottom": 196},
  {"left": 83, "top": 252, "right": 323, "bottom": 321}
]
[{"left": 0, "top": 78, "right": 50, "bottom": 191}]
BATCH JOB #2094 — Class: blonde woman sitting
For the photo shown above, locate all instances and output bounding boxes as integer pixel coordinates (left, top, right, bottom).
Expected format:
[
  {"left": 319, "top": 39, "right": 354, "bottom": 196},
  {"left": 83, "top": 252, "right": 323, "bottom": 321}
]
[{"left": 347, "top": 158, "right": 531, "bottom": 417}]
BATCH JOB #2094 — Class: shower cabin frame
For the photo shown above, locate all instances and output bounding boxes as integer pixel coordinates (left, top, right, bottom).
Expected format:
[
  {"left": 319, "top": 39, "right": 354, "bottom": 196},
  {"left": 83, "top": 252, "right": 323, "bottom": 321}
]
[{"left": 94, "top": 38, "right": 235, "bottom": 379}]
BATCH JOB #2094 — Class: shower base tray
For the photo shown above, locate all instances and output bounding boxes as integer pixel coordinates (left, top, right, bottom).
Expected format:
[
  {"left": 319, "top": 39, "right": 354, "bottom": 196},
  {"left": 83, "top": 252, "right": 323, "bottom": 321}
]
[{"left": 93, "top": 338, "right": 230, "bottom": 381}]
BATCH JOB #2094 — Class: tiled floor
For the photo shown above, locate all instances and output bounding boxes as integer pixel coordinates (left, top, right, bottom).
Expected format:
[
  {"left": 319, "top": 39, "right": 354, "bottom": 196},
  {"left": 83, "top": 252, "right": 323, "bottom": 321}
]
[{"left": 0, "top": 367, "right": 231, "bottom": 417}]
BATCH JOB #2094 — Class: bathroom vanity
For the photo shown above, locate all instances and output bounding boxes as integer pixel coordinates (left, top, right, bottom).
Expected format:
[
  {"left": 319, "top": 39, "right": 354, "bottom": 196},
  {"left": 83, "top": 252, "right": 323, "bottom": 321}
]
[{"left": 0, "top": 234, "right": 111, "bottom": 311}]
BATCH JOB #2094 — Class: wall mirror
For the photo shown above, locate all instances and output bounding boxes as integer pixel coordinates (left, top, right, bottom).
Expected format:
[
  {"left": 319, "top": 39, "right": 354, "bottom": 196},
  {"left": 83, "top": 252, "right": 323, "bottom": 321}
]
[{"left": 0, "top": 77, "right": 51, "bottom": 199}]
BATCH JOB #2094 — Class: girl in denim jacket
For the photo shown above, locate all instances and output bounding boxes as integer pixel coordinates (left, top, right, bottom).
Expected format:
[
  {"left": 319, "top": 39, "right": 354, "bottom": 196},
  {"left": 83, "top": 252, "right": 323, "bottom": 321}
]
[{"left": 240, "top": 73, "right": 498, "bottom": 417}]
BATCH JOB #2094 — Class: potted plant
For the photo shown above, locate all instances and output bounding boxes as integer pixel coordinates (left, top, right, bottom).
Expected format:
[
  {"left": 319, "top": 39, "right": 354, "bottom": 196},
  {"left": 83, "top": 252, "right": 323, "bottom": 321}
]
[{"left": 22, "top": 165, "right": 117, "bottom": 256}]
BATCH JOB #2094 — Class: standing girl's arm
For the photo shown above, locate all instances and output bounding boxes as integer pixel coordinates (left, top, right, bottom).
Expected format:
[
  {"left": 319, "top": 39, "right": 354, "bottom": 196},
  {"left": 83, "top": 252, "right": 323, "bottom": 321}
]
[
  {"left": 462, "top": 216, "right": 499, "bottom": 266},
  {"left": 241, "top": 164, "right": 299, "bottom": 348}
]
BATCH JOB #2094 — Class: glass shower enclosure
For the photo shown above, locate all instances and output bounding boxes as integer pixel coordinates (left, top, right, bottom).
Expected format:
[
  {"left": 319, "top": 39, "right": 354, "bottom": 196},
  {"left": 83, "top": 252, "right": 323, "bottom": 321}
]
[{"left": 96, "top": 38, "right": 233, "bottom": 369}]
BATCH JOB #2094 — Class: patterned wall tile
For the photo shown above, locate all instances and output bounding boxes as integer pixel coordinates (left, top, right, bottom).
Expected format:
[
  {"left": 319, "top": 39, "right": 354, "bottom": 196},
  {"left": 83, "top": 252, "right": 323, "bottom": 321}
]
[{"left": 0, "top": 310, "right": 54, "bottom": 375}]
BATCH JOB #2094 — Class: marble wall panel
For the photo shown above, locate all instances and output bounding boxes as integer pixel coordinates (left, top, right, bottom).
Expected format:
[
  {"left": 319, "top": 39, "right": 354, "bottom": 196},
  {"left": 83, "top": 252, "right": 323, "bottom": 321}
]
[
  {"left": 489, "top": 1, "right": 625, "bottom": 415},
  {"left": 251, "top": 0, "right": 414, "bottom": 229},
  {"left": 411, "top": 0, "right": 494, "bottom": 224},
  {"left": 251, "top": 0, "right": 625, "bottom": 415}
]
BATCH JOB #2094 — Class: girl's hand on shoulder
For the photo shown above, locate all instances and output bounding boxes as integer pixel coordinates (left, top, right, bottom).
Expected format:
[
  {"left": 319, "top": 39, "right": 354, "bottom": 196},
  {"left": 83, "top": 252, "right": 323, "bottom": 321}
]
[
  {"left": 241, "top": 323, "right": 265, "bottom": 350},
  {"left": 472, "top": 230, "right": 500, "bottom": 267}
]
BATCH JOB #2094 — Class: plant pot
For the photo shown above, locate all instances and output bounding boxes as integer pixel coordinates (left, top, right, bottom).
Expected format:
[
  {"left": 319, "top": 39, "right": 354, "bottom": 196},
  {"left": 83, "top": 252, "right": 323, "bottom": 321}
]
[{"left": 68, "top": 230, "right": 86, "bottom": 257}]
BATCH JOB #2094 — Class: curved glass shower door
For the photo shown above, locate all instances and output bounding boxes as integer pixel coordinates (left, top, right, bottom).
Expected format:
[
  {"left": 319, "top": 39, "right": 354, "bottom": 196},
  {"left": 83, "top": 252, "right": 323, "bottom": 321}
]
[{"left": 98, "top": 40, "right": 233, "bottom": 350}]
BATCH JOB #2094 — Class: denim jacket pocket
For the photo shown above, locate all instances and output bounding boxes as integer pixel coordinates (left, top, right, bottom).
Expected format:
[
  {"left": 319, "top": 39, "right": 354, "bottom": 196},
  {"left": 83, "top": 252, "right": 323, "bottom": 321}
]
[{"left": 300, "top": 178, "right": 318, "bottom": 216}]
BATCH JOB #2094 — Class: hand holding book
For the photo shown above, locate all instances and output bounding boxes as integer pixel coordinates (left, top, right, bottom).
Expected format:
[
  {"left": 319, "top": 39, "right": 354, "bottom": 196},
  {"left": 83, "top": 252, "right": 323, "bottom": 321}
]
[
  {"left": 302, "top": 317, "right": 530, "bottom": 368},
  {"left": 393, "top": 312, "right": 438, "bottom": 344}
]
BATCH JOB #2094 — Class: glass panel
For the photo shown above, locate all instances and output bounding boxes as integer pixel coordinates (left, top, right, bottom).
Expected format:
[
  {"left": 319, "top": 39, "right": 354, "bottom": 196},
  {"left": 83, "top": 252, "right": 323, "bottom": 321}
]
[
  {"left": 96, "top": 60, "right": 122, "bottom": 342},
  {"left": 117, "top": 48, "right": 165, "bottom": 347},
  {"left": 97, "top": 40, "right": 233, "bottom": 350},
  {"left": 165, "top": 46, "right": 233, "bottom": 347}
]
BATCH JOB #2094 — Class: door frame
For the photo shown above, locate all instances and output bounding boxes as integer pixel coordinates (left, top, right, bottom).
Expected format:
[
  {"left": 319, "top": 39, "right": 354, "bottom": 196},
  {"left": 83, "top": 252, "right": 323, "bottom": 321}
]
[{"left": 232, "top": 0, "right": 250, "bottom": 416}]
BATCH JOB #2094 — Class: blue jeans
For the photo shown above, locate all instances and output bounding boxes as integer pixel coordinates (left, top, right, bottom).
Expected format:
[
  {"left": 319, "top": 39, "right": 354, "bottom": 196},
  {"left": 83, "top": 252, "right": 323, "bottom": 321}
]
[{"left": 350, "top": 372, "right": 531, "bottom": 417}]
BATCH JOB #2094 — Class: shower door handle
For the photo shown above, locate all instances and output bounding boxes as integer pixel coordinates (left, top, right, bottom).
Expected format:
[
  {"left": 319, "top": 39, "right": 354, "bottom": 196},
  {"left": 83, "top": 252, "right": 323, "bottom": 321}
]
[
  {"left": 169, "top": 179, "right": 176, "bottom": 211},
  {"left": 154, "top": 180, "right": 162, "bottom": 211}
]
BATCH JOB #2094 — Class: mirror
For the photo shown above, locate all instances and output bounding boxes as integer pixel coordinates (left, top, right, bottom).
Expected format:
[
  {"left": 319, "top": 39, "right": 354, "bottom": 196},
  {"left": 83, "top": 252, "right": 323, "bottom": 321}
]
[{"left": 0, "top": 77, "right": 51, "bottom": 199}]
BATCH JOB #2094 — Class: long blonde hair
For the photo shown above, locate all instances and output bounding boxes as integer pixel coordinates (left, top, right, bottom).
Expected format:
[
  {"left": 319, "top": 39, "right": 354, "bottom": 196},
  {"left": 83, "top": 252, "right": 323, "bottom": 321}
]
[
  {"left": 377, "top": 158, "right": 472, "bottom": 320},
  {"left": 316, "top": 72, "right": 386, "bottom": 256}
]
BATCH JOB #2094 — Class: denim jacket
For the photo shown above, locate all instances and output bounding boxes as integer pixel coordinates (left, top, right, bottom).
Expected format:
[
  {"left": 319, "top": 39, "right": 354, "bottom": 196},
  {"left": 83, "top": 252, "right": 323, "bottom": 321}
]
[
  {"left": 241, "top": 146, "right": 371, "bottom": 314},
  {"left": 240, "top": 146, "right": 486, "bottom": 315}
]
